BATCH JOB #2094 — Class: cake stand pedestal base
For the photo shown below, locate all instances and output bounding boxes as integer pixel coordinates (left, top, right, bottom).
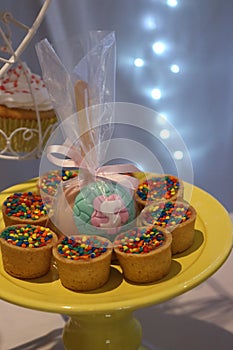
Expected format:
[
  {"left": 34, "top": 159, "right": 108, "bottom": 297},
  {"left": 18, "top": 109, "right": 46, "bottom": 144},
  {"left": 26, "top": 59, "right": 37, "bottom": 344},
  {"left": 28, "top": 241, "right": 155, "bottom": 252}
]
[{"left": 63, "top": 310, "right": 148, "bottom": 350}]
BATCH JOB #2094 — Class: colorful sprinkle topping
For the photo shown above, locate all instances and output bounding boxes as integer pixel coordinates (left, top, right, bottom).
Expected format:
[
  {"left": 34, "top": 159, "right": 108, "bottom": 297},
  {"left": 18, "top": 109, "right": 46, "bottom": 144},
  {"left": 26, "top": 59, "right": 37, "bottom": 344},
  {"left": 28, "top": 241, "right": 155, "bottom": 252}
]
[
  {"left": 141, "top": 201, "right": 192, "bottom": 227},
  {"left": 1, "top": 225, "right": 53, "bottom": 248},
  {"left": 4, "top": 192, "right": 47, "bottom": 220},
  {"left": 61, "top": 170, "right": 78, "bottom": 182},
  {"left": 57, "top": 236, "right": 109, "bottom": 260},
  {"left": 136, "top": 175, "right": 180, "bottom": 202},
  {"left": 39, "top": 170, "right": 78, "bottom": 195},
  {"left": 0, "top": 62, "right": 53, "bottom": 111},
  {"left": 0, "top": 64, "right": 46, "bottom": 95},
  {"left": 115, "top": 227, "right": 165, "bottom": 254}
]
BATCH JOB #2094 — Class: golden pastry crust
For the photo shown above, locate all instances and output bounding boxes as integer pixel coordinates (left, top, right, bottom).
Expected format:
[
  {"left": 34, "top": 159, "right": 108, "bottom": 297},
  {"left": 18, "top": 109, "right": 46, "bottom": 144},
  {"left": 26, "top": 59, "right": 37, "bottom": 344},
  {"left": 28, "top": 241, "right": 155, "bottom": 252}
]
[
  {"left": 139, "top": 199, "right": 196, "bottom": 255},
  {"left": 134, "top": 173, "right": 184, "bottom": 213},
  {"left": 2, "top": 192, "right": 50, "bottom": 228},
  {"left": 0, "top": 225, "right": 58, "bottom": 279},
  {"left": 2, "top": 206, "right": 49, "bottom": 227},
  {"left": 114, "top": 227, "right": 172, "bottom": 283},
  {"left": 53, "top": 235, "right": 113, "bottom": 291}
]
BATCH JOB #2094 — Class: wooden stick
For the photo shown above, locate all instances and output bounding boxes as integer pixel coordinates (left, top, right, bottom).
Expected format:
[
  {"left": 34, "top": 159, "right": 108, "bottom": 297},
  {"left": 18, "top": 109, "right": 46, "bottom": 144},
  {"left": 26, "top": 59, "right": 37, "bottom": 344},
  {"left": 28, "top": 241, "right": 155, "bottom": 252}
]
[
  {"left": 74, "top": 80, "right": 91, "bottom": 112},
  {"left": 74, "top": 80, "right": 95, "bottom": 155}
]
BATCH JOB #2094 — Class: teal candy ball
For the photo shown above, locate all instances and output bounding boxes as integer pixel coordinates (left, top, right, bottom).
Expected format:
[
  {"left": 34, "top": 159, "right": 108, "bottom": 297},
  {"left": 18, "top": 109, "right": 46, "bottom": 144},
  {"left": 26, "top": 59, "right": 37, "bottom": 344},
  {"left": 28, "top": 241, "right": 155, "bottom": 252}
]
[{"left": 73, "top": 180, "right": 136, "bottom": 239}]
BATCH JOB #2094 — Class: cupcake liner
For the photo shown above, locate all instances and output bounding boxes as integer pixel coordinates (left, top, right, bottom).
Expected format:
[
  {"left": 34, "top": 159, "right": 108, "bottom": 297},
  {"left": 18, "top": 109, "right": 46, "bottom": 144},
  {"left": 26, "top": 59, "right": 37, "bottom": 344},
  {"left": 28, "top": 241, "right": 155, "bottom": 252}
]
[{"left": 0, "top": 114, "right": 57, "bottom": 153}]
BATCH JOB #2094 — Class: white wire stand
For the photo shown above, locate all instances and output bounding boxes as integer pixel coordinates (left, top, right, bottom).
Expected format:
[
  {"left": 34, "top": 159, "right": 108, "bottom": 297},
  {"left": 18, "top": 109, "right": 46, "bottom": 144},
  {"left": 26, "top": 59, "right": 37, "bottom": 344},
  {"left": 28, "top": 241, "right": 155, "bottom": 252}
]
[
  {"left": 0, "top": 0, "right": 51, "bottom": 76},
  {"left": 0, "top": 122, "right": 57, "bottom": 160},
  {"left": 0, "top": 0, "right": 56, "bottom": 160}
]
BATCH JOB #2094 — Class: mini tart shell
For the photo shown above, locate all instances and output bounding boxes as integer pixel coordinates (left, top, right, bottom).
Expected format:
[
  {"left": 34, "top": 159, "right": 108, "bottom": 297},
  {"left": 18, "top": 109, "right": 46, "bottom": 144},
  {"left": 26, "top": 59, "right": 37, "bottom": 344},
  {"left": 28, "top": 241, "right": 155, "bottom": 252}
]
[
  {"left": 0, "top": 225, "right": 58, "bottom": 279},
  {"left": 1, "top": 193, "right": 59, "bottom": 236},
  {"left": 2, "top": 203, "right": 49, "bottom": 228},
  {"left": 37, "top": 170, "right": 61, "bottom": 196},
  {"left": 52, "top": 235, "right": 113, "bottom": 291},
  {"left": 134, "top": 173, "right": 184, "bottom": 213},
  {"left": 2, "top": 197, "right": 49, "bottom": 227},
  {"left": 114, "top": 227, "right": 172, "bottom": 283},
  {"left": 38, "top": 174, "right": 81, "bottom": 238},
  {"left": 139, "top": 199, "right": 196, "bottom": 255},
  {"left": 37, "top": 169, "right": 79, "bottom": 195}
]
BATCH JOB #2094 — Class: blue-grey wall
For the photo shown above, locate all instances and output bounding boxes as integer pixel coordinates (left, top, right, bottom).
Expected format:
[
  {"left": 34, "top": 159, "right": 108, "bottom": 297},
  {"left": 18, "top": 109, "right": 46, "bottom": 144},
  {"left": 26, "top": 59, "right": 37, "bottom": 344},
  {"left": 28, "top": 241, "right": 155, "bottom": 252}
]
[{"left": 0, "top": 0, "right": 232, "bottom": 212}]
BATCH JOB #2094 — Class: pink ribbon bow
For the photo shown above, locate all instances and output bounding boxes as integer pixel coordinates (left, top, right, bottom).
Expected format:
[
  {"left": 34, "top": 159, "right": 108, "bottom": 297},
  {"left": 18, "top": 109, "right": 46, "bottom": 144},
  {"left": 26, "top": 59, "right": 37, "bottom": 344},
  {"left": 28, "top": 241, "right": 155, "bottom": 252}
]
[{"left": 46, "top": 143, "right": 140, "bottom": 189}]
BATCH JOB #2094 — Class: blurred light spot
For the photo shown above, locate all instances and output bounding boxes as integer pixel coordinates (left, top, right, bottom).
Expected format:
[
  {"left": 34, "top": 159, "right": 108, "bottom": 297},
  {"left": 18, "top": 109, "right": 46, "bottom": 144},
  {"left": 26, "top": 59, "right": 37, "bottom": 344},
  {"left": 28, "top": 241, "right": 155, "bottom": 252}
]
[
  {"left": 151, "top": 88, "right": 161, "bottom": 99},
  {"left": 152, "top": 41, "right": 166, "bottom": 55},
  {"left": 143, "top": 16, "right": 156, "bottom": 30},
  {"left": 160, "top": 129, "right": 170, "bottom": 139},
  {"left": 157, "top": 114, "right": 167, "bottom": 125},
  {"left": 170, "top": 64, "right": 180, "bottom": 73},
  {"left": 134, "top": 58, "right": 144, "bottom": 67},
  {"left": 167, "top": 0, "right": 178, "bottom": 7},
  {"left": 174, "top": 150, "right": 184, "bottom": 160}
]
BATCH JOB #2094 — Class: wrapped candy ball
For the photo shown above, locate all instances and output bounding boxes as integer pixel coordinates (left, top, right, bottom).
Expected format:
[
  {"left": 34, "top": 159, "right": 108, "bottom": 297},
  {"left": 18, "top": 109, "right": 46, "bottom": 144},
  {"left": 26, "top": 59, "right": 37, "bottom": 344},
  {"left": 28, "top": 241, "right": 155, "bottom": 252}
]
[{"left": 73, "top": 180, "right": 136, "bottom": 239}]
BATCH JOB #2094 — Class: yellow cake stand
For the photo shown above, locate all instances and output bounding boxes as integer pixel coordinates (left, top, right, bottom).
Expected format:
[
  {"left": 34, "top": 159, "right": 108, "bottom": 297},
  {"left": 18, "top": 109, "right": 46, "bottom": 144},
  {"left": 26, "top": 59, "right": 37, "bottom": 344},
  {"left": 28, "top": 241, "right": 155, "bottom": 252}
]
[{"left": 0, "top": 179, "right": 232, "bottom": 350}]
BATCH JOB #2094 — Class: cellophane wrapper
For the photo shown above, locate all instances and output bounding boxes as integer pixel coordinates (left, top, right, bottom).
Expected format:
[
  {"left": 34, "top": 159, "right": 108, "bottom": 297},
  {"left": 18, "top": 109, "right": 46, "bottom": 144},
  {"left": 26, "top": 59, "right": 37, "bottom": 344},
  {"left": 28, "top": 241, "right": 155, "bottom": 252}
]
[{"left": 36, "top": 32, "right": 137, "bottom": 241}]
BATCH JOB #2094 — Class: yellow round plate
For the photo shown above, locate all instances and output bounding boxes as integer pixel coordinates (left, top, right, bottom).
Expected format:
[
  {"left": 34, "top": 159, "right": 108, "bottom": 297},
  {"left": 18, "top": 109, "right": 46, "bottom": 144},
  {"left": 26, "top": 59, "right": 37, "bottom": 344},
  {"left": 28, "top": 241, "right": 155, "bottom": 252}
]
[{"left": 0, "top": 179, "right": 232, "bottom": 315}]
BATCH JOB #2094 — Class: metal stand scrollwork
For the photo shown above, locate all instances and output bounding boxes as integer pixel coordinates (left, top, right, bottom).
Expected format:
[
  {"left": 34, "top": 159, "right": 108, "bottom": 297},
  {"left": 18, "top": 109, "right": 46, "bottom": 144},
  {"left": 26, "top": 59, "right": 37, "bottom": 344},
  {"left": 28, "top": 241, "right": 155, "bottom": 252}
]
[{"left": 0, "top": 0, "right": 55, "bottom": 160}]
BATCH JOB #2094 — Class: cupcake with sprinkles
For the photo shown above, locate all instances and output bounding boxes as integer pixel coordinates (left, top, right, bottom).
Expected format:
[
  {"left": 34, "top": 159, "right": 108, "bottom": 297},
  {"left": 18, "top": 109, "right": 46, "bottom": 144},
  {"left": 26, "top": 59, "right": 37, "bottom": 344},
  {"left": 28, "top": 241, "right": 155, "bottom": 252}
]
[
  {"left": 138, "top": 199, "right": 196, "bottom": 254},
  {"left": 0, "top": 224, "right": 58, "bottom": 278},
  {"left": 114, "top": 226, "right": 172, "bottom": 283},
  {"left": 0, "top": 62, "right": 57, "bottom": 153},
  {"left": 53, "top": 235, "right": 113, "bottom": 291},
  {"left": 135, "top": 173, "right": 184, "bottom": 212},
  {"left": 2, "top": 191, "right": 49, "bottom": 228}
]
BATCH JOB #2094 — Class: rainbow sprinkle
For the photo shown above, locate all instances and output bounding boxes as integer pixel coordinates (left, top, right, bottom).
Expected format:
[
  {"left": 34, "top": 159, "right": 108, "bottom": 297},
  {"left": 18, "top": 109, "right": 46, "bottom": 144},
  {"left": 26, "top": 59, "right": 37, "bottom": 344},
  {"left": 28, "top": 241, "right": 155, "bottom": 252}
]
[
  {"left": 4, "top": 192, "right": 47, "bottom": 220},
  {"left": 115, "top": 226, "right": 165, "bottom": 254},
  {"left": 1, "top": 225, "right": 53, "bottom": 248},
  {"left": 141, "top": 201, "right": 192, "bottom": 227},
  {"left": 39, "top": 170, "right": 78, "bottom": 195},
  {"left": 136, "top": 175, "right": 180, "bottom": 202},
  {"left": 57, "top": 236, "right": 109, "bottom": 260}
]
